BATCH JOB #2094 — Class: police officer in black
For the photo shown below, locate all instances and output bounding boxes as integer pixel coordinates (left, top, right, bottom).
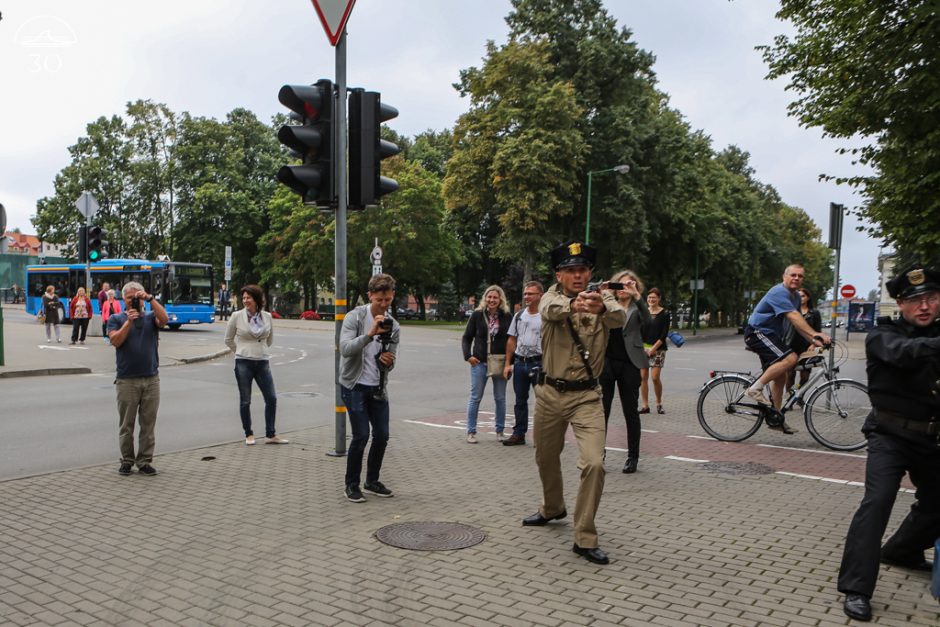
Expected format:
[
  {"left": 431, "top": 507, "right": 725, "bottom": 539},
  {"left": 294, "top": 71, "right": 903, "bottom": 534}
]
[{"left": 838, "top": 264, "right": 940, "bottom": 622}]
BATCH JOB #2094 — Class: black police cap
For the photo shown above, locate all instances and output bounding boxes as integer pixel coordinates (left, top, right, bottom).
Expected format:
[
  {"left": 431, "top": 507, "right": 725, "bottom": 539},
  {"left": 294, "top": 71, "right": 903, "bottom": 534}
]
[
  {"left": 550, "top": 240, "right": 596, "bottom": 270},
  {"left": 886, "top": 263, "right": 940, "bottom": 299}
]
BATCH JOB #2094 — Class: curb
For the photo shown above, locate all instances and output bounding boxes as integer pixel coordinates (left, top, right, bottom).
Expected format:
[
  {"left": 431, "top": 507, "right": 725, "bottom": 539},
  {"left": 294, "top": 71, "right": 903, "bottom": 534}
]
[
  {"left": 0, "top": 367, "right": 92, "bottom": 379},
  {"left": 169, "top": 348, "right": 232, "bottom": 365}
]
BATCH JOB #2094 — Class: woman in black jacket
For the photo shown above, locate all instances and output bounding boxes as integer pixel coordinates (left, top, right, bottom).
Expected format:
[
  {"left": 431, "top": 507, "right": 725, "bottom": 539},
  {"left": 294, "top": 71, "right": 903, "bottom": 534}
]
[{"left": 461, "top": 285, "right": 512, "bottom": 444}]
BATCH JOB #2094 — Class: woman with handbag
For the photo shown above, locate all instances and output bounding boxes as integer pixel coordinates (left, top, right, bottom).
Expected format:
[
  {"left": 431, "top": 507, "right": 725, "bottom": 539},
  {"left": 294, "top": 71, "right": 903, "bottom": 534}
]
[
  {"left": 69, "top": 287, "right": 93, "bottom": 345},
  {"left": 461, "top": 285, "right": 512, "bottom": 444},
  {"left": 41, "top": 285, "right": 63, "bottom": 343},
  {"left": 640, "top": 287, "right": 671, "bottom": 414},
  {"left": 600, "top": 270, "right": 650, "bottom": 474}
]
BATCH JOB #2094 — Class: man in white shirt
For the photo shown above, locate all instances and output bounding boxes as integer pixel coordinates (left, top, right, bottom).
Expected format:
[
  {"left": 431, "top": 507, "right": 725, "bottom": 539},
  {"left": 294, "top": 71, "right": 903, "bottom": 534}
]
[{"left": 502, "top": 281, "right": 544, "bottom": 446}]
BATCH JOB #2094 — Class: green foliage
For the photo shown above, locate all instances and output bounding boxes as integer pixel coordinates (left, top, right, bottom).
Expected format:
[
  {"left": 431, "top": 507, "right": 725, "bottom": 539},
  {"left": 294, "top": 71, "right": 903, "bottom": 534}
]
[{"left": 760, "top": 0, "right": 940, "bottom": 264}]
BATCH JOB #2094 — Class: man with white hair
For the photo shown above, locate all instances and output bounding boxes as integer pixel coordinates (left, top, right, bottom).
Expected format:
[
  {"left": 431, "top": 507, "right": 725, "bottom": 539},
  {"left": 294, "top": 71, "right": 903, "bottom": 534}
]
[{"left": 107, "top": 281, "right": 168, "bottom": 476}]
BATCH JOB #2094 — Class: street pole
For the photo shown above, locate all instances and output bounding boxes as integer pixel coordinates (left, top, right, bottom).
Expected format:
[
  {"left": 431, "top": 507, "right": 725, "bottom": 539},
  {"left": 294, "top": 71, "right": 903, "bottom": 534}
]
[
  {"left": 828, "top": 202, "right": 844, "bottom": 374},
  {"left": 585, "top": 170, "right": 594, "bottom": 245},
  {"left": 692, "top": 246, "right": 699, "bottom": 336},
  {"left": 328, "top": 28, "right": 349, "bottom": 457},
  {"left": 584, "top": 165, "right": 628, "bottom": 245}
]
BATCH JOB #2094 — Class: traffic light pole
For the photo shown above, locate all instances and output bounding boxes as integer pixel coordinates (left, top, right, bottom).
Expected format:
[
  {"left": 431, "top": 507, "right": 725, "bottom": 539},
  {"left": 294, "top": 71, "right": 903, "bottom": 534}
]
[
  {"left": 328, "top": 28, "right": 349, "bottom": 457},
  {"left": 85, "top": 217, "right": 92, "bottom": 293}
]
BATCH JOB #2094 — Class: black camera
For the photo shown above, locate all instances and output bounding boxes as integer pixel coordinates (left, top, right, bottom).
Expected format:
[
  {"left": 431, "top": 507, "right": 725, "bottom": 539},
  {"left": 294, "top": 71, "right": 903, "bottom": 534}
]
[
  {"left": 379, "top": 318, "right": 393, "bottom": 331},
  {"left": 129, "top": 296, "right": 141, "bottom": 311},
  {"left": 529, "top": 365, "right": 542, "bottom": 385}
]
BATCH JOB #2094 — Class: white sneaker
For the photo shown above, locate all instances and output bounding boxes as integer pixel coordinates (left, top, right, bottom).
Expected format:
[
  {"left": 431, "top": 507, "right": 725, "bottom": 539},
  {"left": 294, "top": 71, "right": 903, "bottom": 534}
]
[
  {"left": 496, "top": 431, "right": 505, "bottom": 442},
  {"left": 467, "top": 433, "right": 478, "bottom": 444},
  {"left": 746, "top": 387, "right": 771, "bottom": 406}
]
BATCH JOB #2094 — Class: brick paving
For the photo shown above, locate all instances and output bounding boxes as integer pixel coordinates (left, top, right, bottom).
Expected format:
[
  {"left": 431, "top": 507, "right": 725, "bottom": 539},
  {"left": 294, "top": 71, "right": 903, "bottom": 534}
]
[{"left": 1, "top": 407, "right": 939, "bottom": 626}]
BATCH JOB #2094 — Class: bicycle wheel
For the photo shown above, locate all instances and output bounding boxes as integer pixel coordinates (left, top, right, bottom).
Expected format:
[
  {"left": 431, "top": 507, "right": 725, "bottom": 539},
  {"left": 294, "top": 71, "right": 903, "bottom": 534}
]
[
  {"left": 697, "top": 374, "right": 763, "bottom": 441},
  {"left": 804, "top": 379, "right": 869, "bottom": 451}
]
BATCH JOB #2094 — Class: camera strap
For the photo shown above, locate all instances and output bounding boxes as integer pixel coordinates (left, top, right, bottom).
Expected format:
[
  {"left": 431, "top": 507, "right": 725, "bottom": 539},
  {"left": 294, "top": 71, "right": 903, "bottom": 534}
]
[{"left": 565, "top": 318, "right": 595, "bottom": 381}]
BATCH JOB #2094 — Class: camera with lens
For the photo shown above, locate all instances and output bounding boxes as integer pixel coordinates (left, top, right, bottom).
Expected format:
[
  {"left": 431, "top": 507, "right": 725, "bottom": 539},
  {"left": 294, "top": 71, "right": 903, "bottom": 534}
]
[
  {"left": 379, "top": 318, "right": 393, "bottom": 332},
  {"left": 129, "top": 296, "right": 141, "bottom": 311}
]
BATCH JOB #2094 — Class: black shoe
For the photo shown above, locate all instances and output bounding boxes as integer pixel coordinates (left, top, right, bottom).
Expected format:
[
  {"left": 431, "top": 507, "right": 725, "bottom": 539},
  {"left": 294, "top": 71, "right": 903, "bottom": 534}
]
[
  {"left": 522, "top": 510, "right": 567, "bottom": 526},
  {"left": 768, "top": 421, "right": 798, "bottom": 435},
  {"left": 137, "top": 464, "right": 157, "bottom": 476},
  {"left": 881, "top": 553, "right": 933, "bottom": 572},
  {"left": 363, "top": 480, "right": 394, "bottom": 498},
  {"left": 622, "top": 458, "right": 638, "bottom": 474},
  {"left": 345, "top": 485, "right": 366, "bottom": 503},
  {"left": 502, "top": 434, "right": 526, "bottom": 446},
  {"left": 572, "top": 543, "right": 610, "bottom": 565},
  {"left": 118, "top": 462, "right": 133, "bottom": 476},
  {"left": 842, "top": 593, "right": 871, "bottom": 621}
]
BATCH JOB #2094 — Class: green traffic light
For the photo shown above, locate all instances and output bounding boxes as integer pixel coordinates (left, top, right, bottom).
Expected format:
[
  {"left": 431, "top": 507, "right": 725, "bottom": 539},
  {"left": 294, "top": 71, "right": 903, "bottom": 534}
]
[{"left": 89, "top": 250, "right": 101, "bottom": 261}]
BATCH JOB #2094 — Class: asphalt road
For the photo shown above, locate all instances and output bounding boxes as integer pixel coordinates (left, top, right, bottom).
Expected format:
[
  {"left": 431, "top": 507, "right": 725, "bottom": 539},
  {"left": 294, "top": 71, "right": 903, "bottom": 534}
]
[{"left": 0, "top": 323, "right": 867, "bottom": 481}]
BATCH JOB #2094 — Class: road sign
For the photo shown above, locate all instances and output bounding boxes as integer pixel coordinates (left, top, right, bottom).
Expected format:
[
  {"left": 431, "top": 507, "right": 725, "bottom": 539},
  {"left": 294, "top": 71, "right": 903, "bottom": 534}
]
[
  {"left": 311, "top": 0, "right": 356, "bottom": 46},
  {"left": 840, "top": 284, "right": 856, "bottom": 299},
  {"left": 74, "top": 191, "right": 99, "bottom": 220},
  {"left": 224, "top": 246, "right": 232, "bottom": 281},
  {"left": 689, "top": 279, "right": 704, "bottom": 291}
]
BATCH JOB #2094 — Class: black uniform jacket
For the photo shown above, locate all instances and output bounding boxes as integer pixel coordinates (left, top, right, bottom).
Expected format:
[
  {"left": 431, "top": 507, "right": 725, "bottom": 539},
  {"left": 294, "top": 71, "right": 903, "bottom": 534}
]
[{"left": 866, "top": 316, "right": 940, "bottom": 422}]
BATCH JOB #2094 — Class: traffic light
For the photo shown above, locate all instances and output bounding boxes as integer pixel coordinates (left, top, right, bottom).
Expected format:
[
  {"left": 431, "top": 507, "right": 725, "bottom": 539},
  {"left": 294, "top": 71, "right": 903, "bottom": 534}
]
[
  {"left": 348, "top": 89, "right": 400, "bottom": 209},
  {"left": 277, "top": 79, "right": 334, "bottom": 207},
  {"left": 87, "top": 225, "right": 108, "bottom": 262},
  {"left": 77, "top": 226, "right": 88, "bottom": 262}
]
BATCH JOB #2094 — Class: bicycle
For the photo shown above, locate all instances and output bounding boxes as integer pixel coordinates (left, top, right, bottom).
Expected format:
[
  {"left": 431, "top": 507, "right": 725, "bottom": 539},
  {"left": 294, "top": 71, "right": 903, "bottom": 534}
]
[{"left": 696, "top": 344, "right": 870, "bottom": 451}]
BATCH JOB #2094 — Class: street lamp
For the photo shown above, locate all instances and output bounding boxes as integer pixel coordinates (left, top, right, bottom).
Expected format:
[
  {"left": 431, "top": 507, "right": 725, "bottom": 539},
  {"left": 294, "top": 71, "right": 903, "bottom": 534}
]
[{"left": 585, "top": 164, "right": 629, "bottom": 244}]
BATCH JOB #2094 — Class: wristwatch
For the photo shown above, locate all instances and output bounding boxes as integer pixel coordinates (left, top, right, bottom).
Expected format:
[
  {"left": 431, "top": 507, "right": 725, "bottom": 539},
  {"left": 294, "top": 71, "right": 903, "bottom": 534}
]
[{"left": 145, "top": 296, "right": 153, "bottom": 303}]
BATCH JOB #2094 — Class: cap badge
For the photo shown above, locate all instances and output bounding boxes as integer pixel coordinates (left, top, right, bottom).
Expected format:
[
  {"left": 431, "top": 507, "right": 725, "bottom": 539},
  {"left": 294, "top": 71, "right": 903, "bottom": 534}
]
[
  {"left": 908, "top": 269, "right": 925, "bottom": 285},
  {"left": 568, "top": 242, "right": 582, "bottom": 256}
]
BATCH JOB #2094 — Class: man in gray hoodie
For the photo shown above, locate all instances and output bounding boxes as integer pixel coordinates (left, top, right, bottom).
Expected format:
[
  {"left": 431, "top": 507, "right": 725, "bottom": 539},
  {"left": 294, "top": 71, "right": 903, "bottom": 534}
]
[{"left": 339, "top": 273, "right": 401, "bottom": 503}]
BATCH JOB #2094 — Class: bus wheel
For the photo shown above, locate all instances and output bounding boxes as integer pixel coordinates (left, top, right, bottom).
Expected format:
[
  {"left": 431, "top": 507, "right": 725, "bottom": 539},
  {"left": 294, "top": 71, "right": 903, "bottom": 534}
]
[{"left": 167, "top": 324, "right": 182, "bottom": 331}]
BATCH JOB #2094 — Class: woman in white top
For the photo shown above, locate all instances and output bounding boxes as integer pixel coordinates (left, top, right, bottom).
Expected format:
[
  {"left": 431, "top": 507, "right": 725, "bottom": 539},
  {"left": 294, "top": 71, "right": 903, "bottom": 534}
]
[{"left": 224, "top": 284, "right": 287, "bottom": 445}]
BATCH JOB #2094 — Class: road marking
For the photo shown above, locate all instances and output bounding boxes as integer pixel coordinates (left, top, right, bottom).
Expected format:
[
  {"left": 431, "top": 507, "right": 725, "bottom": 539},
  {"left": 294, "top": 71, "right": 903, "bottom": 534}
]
[
  {"left": 756, "top": 443, "right": 866, "bottom": 459},
  {"left": 665, "top": 455, "right": 710, "bottom": 463},
  {"left": 403, "top": 419, "right": 463, "bottom": 430},
  {"left": 38, "top": 345, "right": 70, "bottom": 351},
  {"left": 674, "top": 367, "right": 698, "bottom": 371}
]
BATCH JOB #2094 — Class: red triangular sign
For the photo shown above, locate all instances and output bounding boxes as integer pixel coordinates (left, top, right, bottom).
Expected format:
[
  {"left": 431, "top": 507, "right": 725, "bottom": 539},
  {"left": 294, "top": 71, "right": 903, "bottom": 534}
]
[{"left": 311, "top": 0, "right": 357, "bottom": 46}]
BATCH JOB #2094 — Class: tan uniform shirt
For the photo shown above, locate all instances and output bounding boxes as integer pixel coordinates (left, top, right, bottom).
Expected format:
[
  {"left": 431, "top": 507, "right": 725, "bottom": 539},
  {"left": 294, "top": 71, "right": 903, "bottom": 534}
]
[{"left": 539, "top": 284, "right": 626, "bottom": 381}]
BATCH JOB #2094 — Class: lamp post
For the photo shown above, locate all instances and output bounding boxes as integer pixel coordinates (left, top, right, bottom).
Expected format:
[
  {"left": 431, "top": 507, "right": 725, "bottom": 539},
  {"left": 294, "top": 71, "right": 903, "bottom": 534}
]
[{"left": 585, "top": 164, "right": 629, "bottom": 244}]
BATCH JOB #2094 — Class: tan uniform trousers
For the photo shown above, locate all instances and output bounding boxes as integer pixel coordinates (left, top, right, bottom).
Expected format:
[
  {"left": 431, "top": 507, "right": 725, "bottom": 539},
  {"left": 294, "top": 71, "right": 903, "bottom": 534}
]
[
  {"left": 533, "top": 383, "right": 607, "bottom": 548},
  {"left": 116, "top": 375, "right": 160, "bottom": 466}
]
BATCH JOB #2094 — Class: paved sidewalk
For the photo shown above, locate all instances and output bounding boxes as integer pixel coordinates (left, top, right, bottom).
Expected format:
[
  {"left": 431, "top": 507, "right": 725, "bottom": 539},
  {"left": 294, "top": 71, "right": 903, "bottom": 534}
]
[{"left": 1, "top": 414, "right": 937, "bottom": 626}]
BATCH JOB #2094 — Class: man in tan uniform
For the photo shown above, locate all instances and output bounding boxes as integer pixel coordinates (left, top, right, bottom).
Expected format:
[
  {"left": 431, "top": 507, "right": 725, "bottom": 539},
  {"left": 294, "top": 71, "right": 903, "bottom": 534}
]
[{"left": 522, "top": 241, "right": 626, "bottom": 565}]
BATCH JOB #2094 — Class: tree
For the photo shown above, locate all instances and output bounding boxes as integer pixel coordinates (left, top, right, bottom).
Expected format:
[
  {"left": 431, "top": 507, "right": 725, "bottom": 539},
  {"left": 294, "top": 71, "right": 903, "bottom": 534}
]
[
  {"left": 760, "top": 1, "right": 940, "bottom": 263},
  {"left": 444, "top": 39, "right": 587, "bottom": 281}
]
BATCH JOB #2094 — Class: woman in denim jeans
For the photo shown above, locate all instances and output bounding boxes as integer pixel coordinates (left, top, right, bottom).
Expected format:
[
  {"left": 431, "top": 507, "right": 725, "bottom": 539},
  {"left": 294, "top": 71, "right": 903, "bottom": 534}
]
[
  {"left": 461, "top": 285, "right": 512, "bottom": 443},
  {"left": 224, "top": 284, "right": 288, "bottom": 446}
]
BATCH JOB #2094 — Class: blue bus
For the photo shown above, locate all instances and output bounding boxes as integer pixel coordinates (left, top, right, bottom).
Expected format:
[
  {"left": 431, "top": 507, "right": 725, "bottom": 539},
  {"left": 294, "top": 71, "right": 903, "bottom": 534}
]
[{"left": 26, "top": 259, "right": 215, "bottom": 329}]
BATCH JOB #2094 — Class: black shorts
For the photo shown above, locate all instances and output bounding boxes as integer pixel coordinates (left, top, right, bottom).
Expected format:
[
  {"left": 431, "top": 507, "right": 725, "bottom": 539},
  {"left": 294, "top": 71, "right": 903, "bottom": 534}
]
[{"left": 744, "top": 326, "right": 793, "bottom": 370}]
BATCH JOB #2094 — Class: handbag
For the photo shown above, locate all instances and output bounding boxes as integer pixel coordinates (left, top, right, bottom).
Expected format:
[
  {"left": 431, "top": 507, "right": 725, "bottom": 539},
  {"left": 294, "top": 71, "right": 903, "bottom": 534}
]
[
  {"left": 667, "top": 330, "right": 685, "bottom": 347},
  {"left": 485, "top": 328, "right": 505, "bottom": 378}
]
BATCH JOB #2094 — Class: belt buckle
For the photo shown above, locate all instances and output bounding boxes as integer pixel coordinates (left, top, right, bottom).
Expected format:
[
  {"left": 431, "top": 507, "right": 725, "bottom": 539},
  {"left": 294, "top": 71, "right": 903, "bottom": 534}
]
[{"left": 553, "top": 378, "right": 567, "bottom": 392}]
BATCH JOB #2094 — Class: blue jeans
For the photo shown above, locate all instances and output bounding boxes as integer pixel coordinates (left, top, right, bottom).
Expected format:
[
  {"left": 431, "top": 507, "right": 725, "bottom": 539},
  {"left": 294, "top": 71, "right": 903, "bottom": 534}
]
[
  {"left": 510, "top": 358, "right": 540, "bottom": 437},
  {"left": 466, "top": 362, "right": 506, "bottom": 434},
  {"left": 234, "top": 359, "right": 277, "bottom": 438},
  {"left": 342, "top": 384, "right": 390, "bottom": 488}
]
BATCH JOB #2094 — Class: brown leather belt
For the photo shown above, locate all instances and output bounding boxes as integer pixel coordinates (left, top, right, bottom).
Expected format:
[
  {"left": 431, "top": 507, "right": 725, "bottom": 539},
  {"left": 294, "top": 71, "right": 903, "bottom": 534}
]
[
  {"left": 875, "top": 409, "right": 940, "bottom": 436},
  {"left": 539, "top": 374, "right": 597, "bottom": 392}
]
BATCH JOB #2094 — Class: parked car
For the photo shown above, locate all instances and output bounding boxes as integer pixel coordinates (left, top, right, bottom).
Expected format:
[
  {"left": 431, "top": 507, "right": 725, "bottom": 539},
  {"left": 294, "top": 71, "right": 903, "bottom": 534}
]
[{"left": 395, "top": 308, "right": 419, "bottom": 320}]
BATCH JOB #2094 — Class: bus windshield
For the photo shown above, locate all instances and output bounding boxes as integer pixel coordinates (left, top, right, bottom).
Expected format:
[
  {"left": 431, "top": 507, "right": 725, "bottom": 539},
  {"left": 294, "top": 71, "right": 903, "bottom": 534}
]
[{"left": 165, "top": 263, "right": 213, "bottom": 306}]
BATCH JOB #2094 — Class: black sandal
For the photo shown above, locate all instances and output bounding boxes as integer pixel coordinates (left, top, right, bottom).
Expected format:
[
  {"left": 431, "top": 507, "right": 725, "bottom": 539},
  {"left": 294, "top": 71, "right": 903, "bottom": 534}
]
[
  {"left": 656, "top": 405, "right": 665, "bottom": 414},
  {"left": 638, "top": 407, "right": 650, "bottom": 414}
]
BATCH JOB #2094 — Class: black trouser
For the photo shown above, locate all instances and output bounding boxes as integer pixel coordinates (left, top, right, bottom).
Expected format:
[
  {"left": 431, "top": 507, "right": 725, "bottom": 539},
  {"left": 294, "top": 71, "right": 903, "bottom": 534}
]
[
  {"left": 838, "top": 423, "right": 940, "bottom": 598},
  {"left": 600, "top": 357, "right": 641, "bottom": 459},
  {"left": 71, "top": 318, "right": 90, "bottom": 342}
]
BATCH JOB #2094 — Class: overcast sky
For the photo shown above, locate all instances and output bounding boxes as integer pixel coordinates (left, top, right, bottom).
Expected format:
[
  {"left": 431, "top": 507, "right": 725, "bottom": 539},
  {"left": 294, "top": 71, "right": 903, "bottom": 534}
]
[{"left": 0, "top": 0, "right": 883, "bottom": 296}]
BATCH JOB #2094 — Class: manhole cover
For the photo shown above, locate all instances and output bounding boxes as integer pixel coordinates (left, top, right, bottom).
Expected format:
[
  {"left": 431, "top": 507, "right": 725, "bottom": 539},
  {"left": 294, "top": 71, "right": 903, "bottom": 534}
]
[
  {"left": 700, "top": 461, "right": 775, "bottom": 475},
  {"left": 375, "top": 522, "right": 485, "bottom": 551}
]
